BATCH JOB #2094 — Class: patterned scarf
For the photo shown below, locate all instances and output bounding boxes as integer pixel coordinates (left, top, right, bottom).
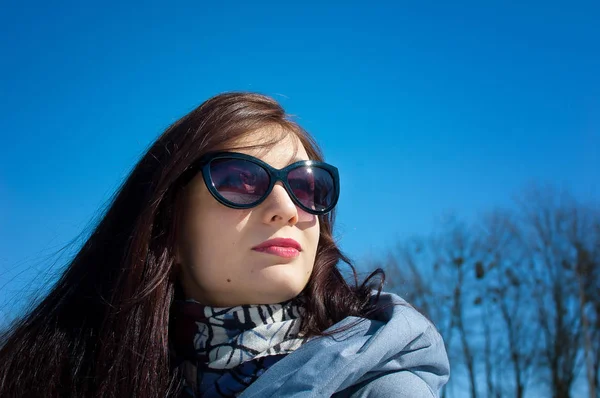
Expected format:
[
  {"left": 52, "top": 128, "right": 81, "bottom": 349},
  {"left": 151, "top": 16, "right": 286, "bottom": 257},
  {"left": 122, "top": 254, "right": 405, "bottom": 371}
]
[{"left": 170, "top": 298, "right": 307, "bottom": 397}]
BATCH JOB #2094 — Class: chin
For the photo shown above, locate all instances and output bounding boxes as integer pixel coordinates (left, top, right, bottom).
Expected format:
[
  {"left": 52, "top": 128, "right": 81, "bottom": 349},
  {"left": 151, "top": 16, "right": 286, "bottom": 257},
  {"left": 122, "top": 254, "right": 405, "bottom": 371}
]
[
  {"left": 261, "top": 276, "right": 309, "bottom": 304},
  {"left": 253, "top": 284, "right": 303, "bottom": 304}
]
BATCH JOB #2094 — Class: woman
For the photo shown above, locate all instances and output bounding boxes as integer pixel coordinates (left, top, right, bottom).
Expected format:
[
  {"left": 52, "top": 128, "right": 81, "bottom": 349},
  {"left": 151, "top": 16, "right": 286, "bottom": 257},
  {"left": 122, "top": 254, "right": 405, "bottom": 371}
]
[{"left": 0, "top": 92, "right": 449, "bottom": 397}]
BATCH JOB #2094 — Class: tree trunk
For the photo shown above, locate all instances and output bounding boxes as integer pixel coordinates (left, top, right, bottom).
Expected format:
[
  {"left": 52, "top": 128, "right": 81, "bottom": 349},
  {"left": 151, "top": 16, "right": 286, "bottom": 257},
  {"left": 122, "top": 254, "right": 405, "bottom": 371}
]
[
  {"left": 483, "top": 307, "right": 495, "bottom": 398},
  {"left": 577, "top": 260, "right": 597, "bottom": 398},
  {"left": 457, "top": 316, "right": 477, "bottom": 398}
]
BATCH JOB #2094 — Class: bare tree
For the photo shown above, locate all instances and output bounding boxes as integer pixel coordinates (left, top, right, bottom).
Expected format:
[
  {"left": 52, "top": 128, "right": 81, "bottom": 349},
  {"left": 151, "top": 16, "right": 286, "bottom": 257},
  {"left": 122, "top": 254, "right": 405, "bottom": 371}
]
[
  {"left": 563, "top": 203, "right": 600, "bottom": 398},
  {"left": 515, "top": 187, "right": 587, "bottom": 398},
  {"left": 429, "top": 218, "right": 484, "bottom": 398},
  {"left": 479, "top": 210, "right": 539, "bottom": 398}
]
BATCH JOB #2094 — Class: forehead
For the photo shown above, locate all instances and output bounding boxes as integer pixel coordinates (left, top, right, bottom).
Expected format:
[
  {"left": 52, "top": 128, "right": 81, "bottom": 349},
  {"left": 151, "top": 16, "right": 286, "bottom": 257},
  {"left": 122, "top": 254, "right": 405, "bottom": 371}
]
[{"left": 227, "top": 125, "right": 309, "bottom": 168}]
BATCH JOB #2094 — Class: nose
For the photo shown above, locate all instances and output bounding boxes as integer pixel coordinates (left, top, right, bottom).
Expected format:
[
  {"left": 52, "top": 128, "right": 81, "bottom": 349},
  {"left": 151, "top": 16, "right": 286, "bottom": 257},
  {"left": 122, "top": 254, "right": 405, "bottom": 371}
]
[{"left": 260, "top": 183, "right": 299, "bottom": 226}]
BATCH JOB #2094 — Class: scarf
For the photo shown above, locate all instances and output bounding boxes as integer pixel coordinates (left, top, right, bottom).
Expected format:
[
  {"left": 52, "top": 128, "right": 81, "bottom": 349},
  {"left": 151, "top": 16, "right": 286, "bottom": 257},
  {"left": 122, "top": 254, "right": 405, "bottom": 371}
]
[{"left": 170, "top": 298, "right": 307, "bottom": 397}]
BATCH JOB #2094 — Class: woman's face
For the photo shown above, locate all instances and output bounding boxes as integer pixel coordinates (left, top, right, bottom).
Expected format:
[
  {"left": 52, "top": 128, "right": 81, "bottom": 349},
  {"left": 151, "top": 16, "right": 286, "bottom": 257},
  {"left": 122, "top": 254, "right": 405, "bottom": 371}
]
[{"left": 175, "top": 127, "right": 320, "bottom": 306}]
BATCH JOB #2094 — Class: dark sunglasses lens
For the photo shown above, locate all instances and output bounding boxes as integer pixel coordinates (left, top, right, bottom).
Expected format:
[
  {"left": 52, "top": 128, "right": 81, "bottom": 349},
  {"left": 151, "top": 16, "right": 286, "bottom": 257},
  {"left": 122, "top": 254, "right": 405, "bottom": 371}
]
[
  {"left": 288, "top": 166, "right": 336, "bottom": 212},
  {"left": 209, "top": 159, "right": 270, "bottom": 205}
]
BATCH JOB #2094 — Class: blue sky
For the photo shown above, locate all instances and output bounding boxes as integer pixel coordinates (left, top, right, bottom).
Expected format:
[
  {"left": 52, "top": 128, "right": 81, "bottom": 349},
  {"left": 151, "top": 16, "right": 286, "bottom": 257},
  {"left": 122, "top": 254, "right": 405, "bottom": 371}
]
[{"left": 1, "top": 1, "right": 599, "bottom": 316}]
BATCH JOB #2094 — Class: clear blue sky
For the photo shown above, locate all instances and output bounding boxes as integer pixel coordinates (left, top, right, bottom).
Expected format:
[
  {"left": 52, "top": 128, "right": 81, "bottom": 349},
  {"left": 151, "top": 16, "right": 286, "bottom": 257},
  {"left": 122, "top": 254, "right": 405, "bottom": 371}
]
[{"left": 1, "top": 1, "right": 598, "bottom": 316}]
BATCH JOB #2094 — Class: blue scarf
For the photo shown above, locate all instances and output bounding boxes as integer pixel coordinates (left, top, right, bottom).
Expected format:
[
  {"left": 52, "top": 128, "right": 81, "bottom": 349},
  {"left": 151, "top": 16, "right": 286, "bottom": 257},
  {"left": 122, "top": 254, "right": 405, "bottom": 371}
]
[{"left": 171, "top": 298, "right": 307, "bottom": 397}]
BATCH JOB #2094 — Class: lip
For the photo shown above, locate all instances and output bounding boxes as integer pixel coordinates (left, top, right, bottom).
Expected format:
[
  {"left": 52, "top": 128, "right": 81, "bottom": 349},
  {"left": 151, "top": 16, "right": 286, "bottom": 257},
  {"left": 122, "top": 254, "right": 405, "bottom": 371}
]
[{"left": 252, "top": 238, "right": 302, "bottom": 258}]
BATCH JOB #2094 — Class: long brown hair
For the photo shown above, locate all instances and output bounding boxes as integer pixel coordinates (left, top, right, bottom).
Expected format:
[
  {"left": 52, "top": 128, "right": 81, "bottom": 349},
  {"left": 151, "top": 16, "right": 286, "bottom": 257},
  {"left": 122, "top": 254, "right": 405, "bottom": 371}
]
[{"left": 0, "top": 92, "right": 383, "bottom": 397}]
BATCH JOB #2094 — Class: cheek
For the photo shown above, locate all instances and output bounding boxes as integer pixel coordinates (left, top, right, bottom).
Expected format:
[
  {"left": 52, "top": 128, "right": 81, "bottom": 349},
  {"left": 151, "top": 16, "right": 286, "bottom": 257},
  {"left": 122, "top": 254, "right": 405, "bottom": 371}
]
[
  {"left": 186, "top": 208, "right": 247, "bottom": 267},
  {"left": 178, "top": 188, "right": 248, "bottom": 275},
  {"left": 305, "top": 219, "right": 321, "bottom": 263}
]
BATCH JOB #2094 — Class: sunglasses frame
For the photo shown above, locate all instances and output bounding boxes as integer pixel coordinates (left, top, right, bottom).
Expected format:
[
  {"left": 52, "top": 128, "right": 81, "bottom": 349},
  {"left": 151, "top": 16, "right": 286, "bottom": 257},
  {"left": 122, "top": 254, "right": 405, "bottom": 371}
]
[{"left": 184, "top": 151, "right": 340, "bottom": 215}]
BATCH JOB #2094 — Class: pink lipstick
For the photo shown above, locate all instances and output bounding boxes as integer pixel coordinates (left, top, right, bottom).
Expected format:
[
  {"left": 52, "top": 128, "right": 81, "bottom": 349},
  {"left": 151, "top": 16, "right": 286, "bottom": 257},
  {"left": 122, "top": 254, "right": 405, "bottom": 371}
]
[{"left": 252, "top": 238, "right": 302, "bottom": 258}]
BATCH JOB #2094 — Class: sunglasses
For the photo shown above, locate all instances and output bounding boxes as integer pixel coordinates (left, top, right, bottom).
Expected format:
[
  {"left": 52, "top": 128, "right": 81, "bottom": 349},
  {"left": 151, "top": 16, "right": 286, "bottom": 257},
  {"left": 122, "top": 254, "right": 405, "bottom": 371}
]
[{"left": 180, "top": 152, "right": 340, "bottom": 215}]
